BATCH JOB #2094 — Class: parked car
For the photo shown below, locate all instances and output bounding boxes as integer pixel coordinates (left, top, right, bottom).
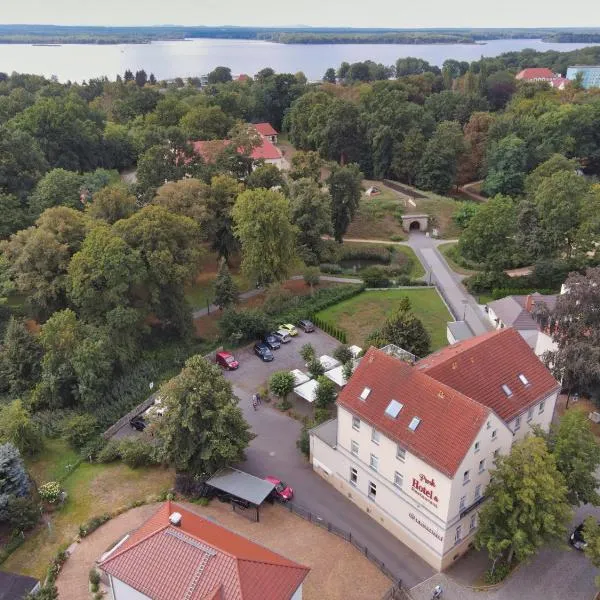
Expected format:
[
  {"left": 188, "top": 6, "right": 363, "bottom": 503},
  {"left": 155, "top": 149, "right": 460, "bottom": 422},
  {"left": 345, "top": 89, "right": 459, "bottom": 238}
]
[
  {"left": 279, "top": 323, "right": 298, "bottom": 336},
  {"left": 129, "top": 416, "right": 146, "bottom": 431},
  {"left": 215, "top": 350, "right": 239, "bottom": 370},
  {"left": 254, "top": 343, "right": 274, "bottom": 362},
  {"left": 570, "top": 522, "right": 594, "bottom": 550},
  {"left": 297, "top": 319, "right": 315, "bottom": 333},
  {"left": 263, "top": 333, "right": 281, "bottom": 350},
  {"left": 265, "top": 476, "right": 294, "bottom": 502},
  {"left": 272, "top": 330, "right": 291, "bottom": 344}
]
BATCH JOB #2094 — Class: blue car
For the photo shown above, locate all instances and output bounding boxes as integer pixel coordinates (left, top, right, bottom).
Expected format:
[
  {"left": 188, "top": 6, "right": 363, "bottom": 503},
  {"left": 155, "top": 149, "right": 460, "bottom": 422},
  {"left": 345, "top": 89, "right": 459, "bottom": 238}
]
[{"left": 254, "top": 343, "right": 274, "bottom": 362}]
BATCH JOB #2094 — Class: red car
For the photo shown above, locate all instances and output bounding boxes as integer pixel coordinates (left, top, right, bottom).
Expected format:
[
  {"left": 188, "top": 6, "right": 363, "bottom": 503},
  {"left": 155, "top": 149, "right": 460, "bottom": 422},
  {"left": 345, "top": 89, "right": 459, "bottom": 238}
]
[
  {"left": 265, "top": 476, "right": 294, "bottom": 502},
  {"left": 216, "top": 351, "right": 239, "bottom": 370}
]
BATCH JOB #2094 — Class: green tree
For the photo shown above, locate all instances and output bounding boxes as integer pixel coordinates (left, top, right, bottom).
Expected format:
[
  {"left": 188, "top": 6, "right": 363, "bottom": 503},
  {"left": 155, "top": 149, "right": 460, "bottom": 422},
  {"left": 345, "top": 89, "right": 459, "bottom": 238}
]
[
  {"left": 290, "top": 178, "right": 332, "bottom": 262},
  {"left": 155, "top": 355, "right": 253, "bottom": 474},
  {"left": 153, "top": 178, "right": 209, "bottom": 226},
  {"left": 315, "top": 375, "right": 337, "bottom": 409},
  {"left": 475, "top": 436, "right": 571, "bottom": 565},
  {"left": 303, "top": 266, "right": 321, "bottom": 294},
  {"left": 290, "top": 151, "right": 323, "bottom": 182},
  {"left": 63, "top": 414, "right": 99, "bottom": 450},
  {"left": 319, "top": 99, "right": 365, "bottom": 164},
  {"left": 323, "top": 68, "right": 337, "bottom": 83},
  {"left": 547, "top": 410, "right": 600, "bottom": 506},
  {"left": 391, "top": 129, "right": 426, "bottom": 186},
  {"left": 213, "top": 257, "right": 239, "bottom": 310},
  {"left": 458, "top": 195, "right": 517, "bottom": 268},
  {"left": 232, "top": 188, "right": 297, "bottom": 286},
  {"left": 28, "top": 168, "right": 83, "bottom": 216},
  {"left": 86, "top": 184, "right": 137, "bottom": 224},
  {"left": 333, "top": 344, "right": 353, "bottom": 365},
  {"left": 483, "top": 135, "right": 528, "bottom": 197},
  {"left": 0, "top": 443, "right": 30, "bottom": 521},
  {"left": 135, "top": 143, "right": 181, "bottom": 198},
  {"left": 307, "top": 358, "right": 325, "bottom": 379},
  {"left": 524, "top": 154, "right": 578, "bottom": 197},
  {"left": 207, "top": 67, "right": 233, "bottom": 84},
  {"left": 300, "top": 343, "right": 316, "bottom": 363},
  {"left": 485, "top": 70, "right": 517, "bottom": 110},
  {"left": 246, "top": 163, "right": 286, "bottom": 190},
  {"left": 179, "top": 105, "right": 233, "bottom": 140},
  {"left": 0, "top": 400, "right": 43, "bottom": 456},
  {"left": 0, "top": 193, "right": 28, "bottom": 239},
  {"left": 328, "top": 163, "right": 362, "bottom": 242},
  {"left": 269, "top": 371, "right": 295, "bottom": 404},
  {"left": 365, "top": 297, "right": 431, "bottom": 357},
  {"left": 396, "top": 57, "right": 439, "bottom": 76}
]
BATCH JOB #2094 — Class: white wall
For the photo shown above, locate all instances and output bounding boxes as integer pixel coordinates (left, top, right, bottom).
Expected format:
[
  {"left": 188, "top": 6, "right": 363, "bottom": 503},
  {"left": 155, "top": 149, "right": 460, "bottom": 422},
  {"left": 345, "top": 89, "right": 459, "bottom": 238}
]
[
  {"left": 506, "top": 391, "right": 558, "bottom": 440},
  {"left": 533, "top": 332, "right": 557, "bottom": 358},
  {"left": 111, "top": 576, "right": 152, "bottom": 600},
  {"left": 291, "top": 583, "right": 303, "bottom": 600}
]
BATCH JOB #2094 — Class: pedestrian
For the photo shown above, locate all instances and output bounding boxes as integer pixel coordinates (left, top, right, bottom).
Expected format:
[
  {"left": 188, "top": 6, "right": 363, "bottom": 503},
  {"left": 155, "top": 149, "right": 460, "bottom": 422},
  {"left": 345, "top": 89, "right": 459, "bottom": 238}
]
[
  {"left": 252, "top": 394, "right": 258, "bottom": 410},
  {"left": 256, "top": 392, "right": 262, "bottom": 405},
  {"left": 432, "top": 584, "right": 443, "bottom": 599}
]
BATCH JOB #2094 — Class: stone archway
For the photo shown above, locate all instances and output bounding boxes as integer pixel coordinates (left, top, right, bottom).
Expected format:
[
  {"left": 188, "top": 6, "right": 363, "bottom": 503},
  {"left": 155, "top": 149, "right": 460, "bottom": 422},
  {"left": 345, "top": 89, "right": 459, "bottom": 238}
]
[
  {"left": 409, "top": 220, "right": 421, "bottom": 231},
  {"left": 400, "top": 214, "right": 429, "bottom": 233}
]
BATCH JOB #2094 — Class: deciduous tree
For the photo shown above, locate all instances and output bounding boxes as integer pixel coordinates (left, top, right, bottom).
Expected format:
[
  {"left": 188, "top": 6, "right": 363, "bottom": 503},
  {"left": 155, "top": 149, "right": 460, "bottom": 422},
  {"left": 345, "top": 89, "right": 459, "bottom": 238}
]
[
  {"left": 0, "top": 400, "right": 43, "bottom": 456},
  {"left": 153, "top": 178, "right": 209, "bottom": 226},
  {"left": 315, "top": 375, "right": 337, "bottom": 409},
  {"left": 483, "top": 134, "right": 528, "bottom": 197},
  {"left": 328, "top": 163, "right": 362, "bottom": 242},
  {"left": 86, "top": 184, "right": 137, "bottom": 224},
  {"left": 28, "top": 168, "right": 83, "bottom": 216},
  {"left": 213, "top": 258, "right": 238, "bottom": 310}
]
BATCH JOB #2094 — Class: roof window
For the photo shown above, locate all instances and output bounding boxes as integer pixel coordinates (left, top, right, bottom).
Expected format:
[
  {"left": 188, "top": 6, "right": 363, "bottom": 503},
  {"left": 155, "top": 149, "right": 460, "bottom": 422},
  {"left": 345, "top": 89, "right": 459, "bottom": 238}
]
[
  {"left": 518, "top": 374, "right": 529, "bottom": 386},
  {"left": 385, "top": 400, "right": 403, "bottom": 419},
  {"left": 501, "top": 384, "right": 513, "bottom": 397},
  {"left": 408, "top": 417, "right": 421, "bottom": 431},
  {"left": 360, "top": 387, "right": 371, "bottom": 401}
]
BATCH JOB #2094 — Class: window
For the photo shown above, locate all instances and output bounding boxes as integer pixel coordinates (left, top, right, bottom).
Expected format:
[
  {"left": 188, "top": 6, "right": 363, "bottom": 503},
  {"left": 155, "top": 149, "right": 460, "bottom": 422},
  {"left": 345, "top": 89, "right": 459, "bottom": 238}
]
[
  {"left": 493, "top": 448, "right": 500, "bottom": 459},
  {"left": 368, "top": 481, "right": 377, "bottom": 500},
  {"left": 459, "top": 495, "right": 466, "bottom": 511},
  {"left": 360, "top": 387, "right": 371, "bottom": 401},
  {"left": 371, "top": 428, "right": 380, "bottom": 445},
  {"left": 394, "top": 471, "right": 403, "bottom": 489},
  {"left": 455, "top": 525, "right": 462, "bottom": 544},
  {"left": 474, "top": 441, "right": 480, "bottom": 453},
  {"left": 470, "top": 513, "right": 477, "bottom": 531},
  {"left": 408, "top": 417, "right": 421, "bottom": 431},
  {"left": 514, "top": 416, "right": 521, "bottom": 432},
  {"left": 539, "top": 400, "right": 545, "bottom": 414},
  {"left": 519, "top": 374, "right": 529, "bottom": 386},
  {"left": 396, "top": 445, "right": 406, "bottom": 462},
  {"left": 492, "top": 429, "right": 497, "bottom": 440},
  {"left": 486, "top": 420, "right": 491, "bottom": 430},
  {"left": 463, "top": 470, "right": 470, "bottom": 485},
  {"left": 370, "top": 454, "right": 379, "bottom": 472},
  {"left": 474, "top": 484, "right": 481, "bottom": 500},
  {"left": 385, "top": 399, "right": 403, "bottom": 418},
  {"left": 501, "top": 384, "right": 513, "bottom": 397},
  {"left": 351, "top": 440, "right": 359, "bottom": 455},
  {"left": 350, "top": 467, "right": 358, "bottom": 486},
  {"left": 352, "top": 416, "right": 360, "bottom": 431},
  {"left": 527, "top": 407, "right": 534, "bottom": 422},
  {"left": 479, "top": 459, "right": 486, "bottom": 473}
]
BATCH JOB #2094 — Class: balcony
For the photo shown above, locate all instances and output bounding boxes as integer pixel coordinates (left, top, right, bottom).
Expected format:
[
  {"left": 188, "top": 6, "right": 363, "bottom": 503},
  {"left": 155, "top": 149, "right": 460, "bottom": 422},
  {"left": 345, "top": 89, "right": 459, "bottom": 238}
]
[{"left": 459, "top": 494, "right": 486, "bottom": 519}]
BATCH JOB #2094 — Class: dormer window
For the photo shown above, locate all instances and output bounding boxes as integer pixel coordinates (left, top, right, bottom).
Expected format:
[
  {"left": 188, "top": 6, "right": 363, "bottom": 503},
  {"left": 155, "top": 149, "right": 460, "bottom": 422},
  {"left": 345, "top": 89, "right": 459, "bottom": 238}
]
[
  {"left": 518, "top": 374, "right": 529, "bottom": 386},
  {"left": 360, "top": 387, "right": 371, "bottom": 401},
  {"left": 408, "top": 417, "right": 421, "bottom": 431},
  {"left": 501, "top": 384, "right": 513, "bottom": 397}
]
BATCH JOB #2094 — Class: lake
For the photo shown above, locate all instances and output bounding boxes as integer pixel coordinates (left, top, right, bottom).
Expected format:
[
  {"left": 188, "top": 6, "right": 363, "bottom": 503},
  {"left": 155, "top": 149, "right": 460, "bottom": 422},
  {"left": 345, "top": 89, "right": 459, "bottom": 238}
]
[{"left": 0, "top": 38, "right": 598, "bottom": 82}]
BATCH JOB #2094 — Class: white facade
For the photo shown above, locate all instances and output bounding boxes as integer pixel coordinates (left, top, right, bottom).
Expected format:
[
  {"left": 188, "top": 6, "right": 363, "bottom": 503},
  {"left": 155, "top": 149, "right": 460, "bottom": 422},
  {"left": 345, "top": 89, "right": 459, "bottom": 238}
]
[
  {"left": 311, "top": 391, "right": 559, "bottom": 571},
  {"left": 110, "top": 576, "right": 151, "bottom": 600}
]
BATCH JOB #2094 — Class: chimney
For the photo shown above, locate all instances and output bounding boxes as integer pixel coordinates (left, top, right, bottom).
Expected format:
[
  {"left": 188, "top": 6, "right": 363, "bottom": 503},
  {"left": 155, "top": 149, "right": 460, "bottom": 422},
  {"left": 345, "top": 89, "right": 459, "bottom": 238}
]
[
  {"left": 525, "top": 295, "right": 535, "bottom": 313},
  {"left": 169, "top": 512, "right": 182, "bottom": 527}
]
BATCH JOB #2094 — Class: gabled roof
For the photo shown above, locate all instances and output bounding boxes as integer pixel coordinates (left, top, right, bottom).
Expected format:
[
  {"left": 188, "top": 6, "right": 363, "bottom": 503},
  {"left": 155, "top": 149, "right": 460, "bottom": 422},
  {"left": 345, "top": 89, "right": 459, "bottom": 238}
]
[
  {"left": 337, "top": 347, "right": 490, "bottom": 477},
  {"left": 516, "top": 67, "right": 555, "bottom": 80},
  {"left": 192, "top": 138, "right": 282, "bottom": 163},
  {"left": 253, "top": 122, "right": 278, "bottom": 136},
  {"left": 418, "top": 328, "right": 560, "bottom": 422},
  {"left": 99, "top": 502, "right": 309, "bottom": 600},
  {"left": 487, "top": 293, "right": 557, "bottom": 331}
]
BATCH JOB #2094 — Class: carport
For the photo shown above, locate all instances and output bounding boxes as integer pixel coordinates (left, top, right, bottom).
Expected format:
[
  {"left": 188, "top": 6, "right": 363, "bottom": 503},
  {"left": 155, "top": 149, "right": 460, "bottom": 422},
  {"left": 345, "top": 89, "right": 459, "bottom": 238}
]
[{"left": 206, "top": 467, "right": 275, "bottom": 522}]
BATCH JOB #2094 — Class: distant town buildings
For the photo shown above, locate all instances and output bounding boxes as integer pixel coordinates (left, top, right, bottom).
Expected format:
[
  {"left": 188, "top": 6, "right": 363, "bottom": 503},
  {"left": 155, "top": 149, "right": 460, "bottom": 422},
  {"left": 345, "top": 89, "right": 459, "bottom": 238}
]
[
  {"left": 567, "top": 65, "right": 600, "bottom": 88},
  {"left": 310, "top": 328, "right": 560, "bottom": 571},
  {"left": 515, "top": 67, "right": 568, "bottom": 89}
]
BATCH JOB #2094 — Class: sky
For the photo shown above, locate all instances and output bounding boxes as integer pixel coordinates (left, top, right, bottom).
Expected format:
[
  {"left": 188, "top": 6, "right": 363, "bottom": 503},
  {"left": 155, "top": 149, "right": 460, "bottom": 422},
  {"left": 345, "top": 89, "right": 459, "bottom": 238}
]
[{"left": 1, "top": 0, "right": 600, "bottom": 28}]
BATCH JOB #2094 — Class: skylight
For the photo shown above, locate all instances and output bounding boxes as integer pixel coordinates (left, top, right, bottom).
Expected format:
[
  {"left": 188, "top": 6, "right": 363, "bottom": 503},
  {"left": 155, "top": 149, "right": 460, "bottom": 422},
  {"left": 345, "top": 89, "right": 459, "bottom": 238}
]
[
  {"left": 501, "top": 384, "right": 513, "bottom": 397},
  {"left": 518, "top": 374, "right": 529, "bottom": 386},
  {"left": 360, "top": 387, "right": 371, "bottom": 401},
  {"left": 385, "top": 399, "right": 403, "bottom": 419},
  {"left": 408, "top": 417, "right": 421, "bottom": 431}
]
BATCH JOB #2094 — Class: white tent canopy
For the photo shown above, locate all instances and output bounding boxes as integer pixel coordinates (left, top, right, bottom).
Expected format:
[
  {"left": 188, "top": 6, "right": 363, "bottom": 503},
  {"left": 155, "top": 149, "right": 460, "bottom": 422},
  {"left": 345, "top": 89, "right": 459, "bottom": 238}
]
[
  {"left": 290, "top": 369, "right": 310, "bottom": 387},
  {"left": 294, "top": 379, "right": 319, "bottom": 403},
  {"left": 348, "top": 345, "right": 363, "bottom": 358},
  {"left": 324, "top": 365, "right": 346, "bottom": 387},
  {"left": 319, "top": 355, "right": 341, "bottom": 371}
]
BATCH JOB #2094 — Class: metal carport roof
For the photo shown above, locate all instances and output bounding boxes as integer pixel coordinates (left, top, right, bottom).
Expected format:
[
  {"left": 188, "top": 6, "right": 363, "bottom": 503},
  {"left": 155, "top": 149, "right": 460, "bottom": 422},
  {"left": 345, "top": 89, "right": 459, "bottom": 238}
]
[{"left": 206, "top": 468, "right": 275, "bottom": 506}]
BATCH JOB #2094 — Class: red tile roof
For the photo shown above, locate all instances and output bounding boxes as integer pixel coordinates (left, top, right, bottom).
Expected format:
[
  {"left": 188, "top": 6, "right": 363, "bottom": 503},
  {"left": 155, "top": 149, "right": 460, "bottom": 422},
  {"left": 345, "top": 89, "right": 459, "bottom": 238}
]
[
  {"left": 99, "top": 502, "right": 309, "bottom": 600},
  {"left": 418, "top": 328, "right": 560, "bottom": 422},
  {"left": 515, "top": 67, "right": 555, "bottom": 80},
  {"left": 253, "top": 122, "right": 278, "bottom": 137},
  {"left": 192, "top": 138, "right": 282, "bottom": 162},
  {"left": 338, "top": 347, "right": 490, "bottom": 477}
]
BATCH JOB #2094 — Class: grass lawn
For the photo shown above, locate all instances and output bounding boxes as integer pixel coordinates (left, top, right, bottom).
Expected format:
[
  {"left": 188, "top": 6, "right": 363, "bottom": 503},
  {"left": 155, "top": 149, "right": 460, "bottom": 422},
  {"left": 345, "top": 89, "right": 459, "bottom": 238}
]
[
  {"left": 3, "top": 455, "right": 173, "bottom": 579},
  {"left": 438, "top": 242, "right": 481, "bottom": 277},
  {"left": 316, "top": 288, "right": 452, "bottom": 351},
  {"left": 27, "top": 439, "right": 80, "bottom": 484}
]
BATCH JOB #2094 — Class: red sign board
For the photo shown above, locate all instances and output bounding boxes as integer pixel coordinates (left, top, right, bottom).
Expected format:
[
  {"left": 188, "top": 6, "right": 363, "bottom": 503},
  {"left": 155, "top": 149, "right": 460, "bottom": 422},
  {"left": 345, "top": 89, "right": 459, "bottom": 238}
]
[{"left": 411, "top": 474, "right": 439, "bottom": 507}]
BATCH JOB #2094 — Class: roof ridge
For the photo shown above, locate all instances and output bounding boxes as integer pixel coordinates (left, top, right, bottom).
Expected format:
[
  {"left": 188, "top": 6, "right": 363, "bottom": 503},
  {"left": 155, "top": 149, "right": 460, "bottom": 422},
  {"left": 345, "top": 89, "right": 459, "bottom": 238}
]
[
  {"left": 99, "top": 522, "right": 171, "bottom": 567},
  {"left": 237, "top": 557, "right": 311, "bottom": 573}
]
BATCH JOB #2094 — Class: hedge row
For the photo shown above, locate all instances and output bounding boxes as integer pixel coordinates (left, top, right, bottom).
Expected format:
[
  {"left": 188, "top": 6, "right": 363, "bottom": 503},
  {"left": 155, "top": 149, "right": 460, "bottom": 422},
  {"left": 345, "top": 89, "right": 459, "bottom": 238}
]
[
  {"left": 311, "top": 315, "right": 348, "bottom": 344},
  {"left": 338, "top": 245, "right": 392, "bottom": 264}
]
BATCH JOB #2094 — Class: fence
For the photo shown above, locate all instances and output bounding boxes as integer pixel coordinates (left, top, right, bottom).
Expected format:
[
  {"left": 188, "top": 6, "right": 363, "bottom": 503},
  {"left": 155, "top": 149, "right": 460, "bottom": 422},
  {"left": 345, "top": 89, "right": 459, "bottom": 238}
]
[{"left": 285, "top": 501, "right": 404, "bottom": 597}]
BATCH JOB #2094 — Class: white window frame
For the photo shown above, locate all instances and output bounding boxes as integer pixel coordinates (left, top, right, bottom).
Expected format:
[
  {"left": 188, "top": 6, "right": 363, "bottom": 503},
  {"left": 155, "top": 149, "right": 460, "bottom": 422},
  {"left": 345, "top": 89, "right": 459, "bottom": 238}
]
[
  {"left": 479, "top": 459, "right": 485, "bottom": 473},
  {"left": 470, "top": 513, "right": 477, "bottom": 530},
  {"left": 371, "top": 428, "right": 380, "bottom": 445},
  {"left": 455, "top": 525, "right": 462, "bottom": 544},
  {"left": 474, "top": 484, "right": 481, "bottom": 500},
  {"left": 396, "top": 445, "right": 406, "bottom": 462},
  {"left": 352, "top": 416, "right": 360, "bottom": 431},
  {"left": 539, "top": 400, "right": 545, "bottom": 414},
  {"left": 394, "top": 471, "right": 403, "bottom": 489},
  {"left": 463, "top": 470, "right": 470, "bottom": 485},
  {"left": 368, "top": 481, "right": 377, "bottom": 500},
  {"left": 474, "top": 441, "right": 480, "bottom": 453},
  {"left": 527, "top": 407, "right": 534, "bottom": 422},
  {"left": 351, "top": 440, "right": 359, "bottom": 455},
  {"left": 349, "top": 467, "right": 358, "bottom": 486},
  {"left": 459, "top": 495, "right": 466, "bottom": 511},
  {"left": 369, "top": 454, "right": 379, "bottom": 472},
  {"left": 514, "top": 415, "right": 521, "bottom": 432},
  {"left": 492, "top": 429, "right": 497, "bottom": 440}
]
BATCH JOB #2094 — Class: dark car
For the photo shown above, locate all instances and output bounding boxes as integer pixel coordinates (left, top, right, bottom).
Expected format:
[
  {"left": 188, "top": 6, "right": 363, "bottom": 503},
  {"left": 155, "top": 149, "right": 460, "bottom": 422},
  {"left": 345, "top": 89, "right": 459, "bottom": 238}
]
[
  {"left": 129, "top": 416, "right": 146, "bottom": 431},
  {"left": 297, "top": 319, "right": 315, "bottom": 333},
  {"left": 570, "top": 522, "right": 594, "bottom": 550},
  {"left": 263, "top": 333, "right": 281, "bottom": 350},
  {"left": 254, "top": 343, "right": 274, "bottom": 362}
]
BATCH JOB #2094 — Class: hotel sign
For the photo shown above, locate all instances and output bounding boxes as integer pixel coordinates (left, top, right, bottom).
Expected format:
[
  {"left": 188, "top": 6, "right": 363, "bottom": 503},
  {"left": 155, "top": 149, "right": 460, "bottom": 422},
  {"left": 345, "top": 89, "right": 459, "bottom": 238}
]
[
  {"left": 409, "top": 512, "right": 444, "bottom": 541},
  {"left": 411, "top": 473, "right": 439, "bottom": 508}
]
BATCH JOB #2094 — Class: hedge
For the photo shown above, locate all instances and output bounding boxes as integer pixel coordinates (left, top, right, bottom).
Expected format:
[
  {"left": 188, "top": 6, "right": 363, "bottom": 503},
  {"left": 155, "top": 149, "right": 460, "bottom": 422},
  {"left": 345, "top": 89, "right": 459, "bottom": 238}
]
[
  {"left": 338, "top": 245, "right": 391, "bottom": 264},
  {"left": 311, "top": 315, "right": 347, "bottom": 343}
]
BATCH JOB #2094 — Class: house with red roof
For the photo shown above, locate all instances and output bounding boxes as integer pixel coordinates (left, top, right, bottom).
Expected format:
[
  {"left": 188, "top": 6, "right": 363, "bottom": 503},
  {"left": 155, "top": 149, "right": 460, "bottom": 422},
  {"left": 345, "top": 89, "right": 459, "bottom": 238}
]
[
  {"left": 99, "top": 501, "right": 309, "bottom": 600},
  {"left": 515, "top": 67, "right": 557, "bottom": 81},
  {"left": 253, "top": 122, "right": 279, "bottom": 144},
  {"left": 310, "top": 328, "right": 559, "bottom": 571}
]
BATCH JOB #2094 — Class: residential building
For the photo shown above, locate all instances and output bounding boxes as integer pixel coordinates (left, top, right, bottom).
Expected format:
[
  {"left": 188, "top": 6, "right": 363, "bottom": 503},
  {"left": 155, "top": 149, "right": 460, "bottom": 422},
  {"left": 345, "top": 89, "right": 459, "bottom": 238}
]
[
  {"left": 99, "top": 501, "right": 309, "bottom": 600},
  {"left": 486, "top": 293, "right": 557, "bottom": 358},
  {"left": 310, "top": 328, "right": 559, "bottom": 571},
  {"left": 566, "top": 65, "right": 600, "bottom": 88},
  {"left": 253, "top": 122, "right": 279, "bottom": 144},
  {"left": 515, "top": 67, "right": 556, "bottom": 81},
  {"left": 446, "top": 320, "right": 473, "bottom": 345},
  {"left": 0, "top": 571, "right": 40, "bottom": 600}
]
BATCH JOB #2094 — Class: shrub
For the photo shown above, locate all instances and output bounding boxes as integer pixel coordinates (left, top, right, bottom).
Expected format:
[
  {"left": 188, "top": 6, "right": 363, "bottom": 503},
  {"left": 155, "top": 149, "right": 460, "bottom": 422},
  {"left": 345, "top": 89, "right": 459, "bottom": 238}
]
[
  {"left": 31, "top": 409, "right": 79, "bottom": 439},
  {"left": 0, "top": 400, "right": 44, "bottom": 456},
  {"left": 79, "top": 436, "right": 106, "bottom": 461},
  {"left": 91, "top": 583, "right": 99, "bottom": 593},
  {"left": 89, "top": 569, "right": 101, "bottom": 585},
  {"left": 96, "top": 439, "right": 121, "bottom": 463},
  {"left": 218, "top": 309, "right": 273, "bottom": 344},
  {"left": 333, "top": 344, "right": 353, "bottom": 365},
  {"left": 307, "top": 358, "right": 325, "bottom": 379},
  {"left": 262, "top": 285, "right": 296, "bottom": 315},
  {"left": 303, "top": 266, "right": 321, "bottom": 289},
  {"left": 314, "top": 408, "right": 331, "bottom": 424},
  {"left": 453, "top": 201, "right": 480, "bottom": 229},
  {"left": 300, "top": 343, "right": 316, "bottom": 363},
  {"left": 315, "top": 376, "right": 337, "bottom": 409},
  {"left": 483, "top": 560, "right": 512, "bottom": 584},
  {"left": 342, "top": 361, "right": 354, "bottom": 382},
  {"left": 338, "top": 245, "right": 391, "bottom": 264},
  {"left": 464, "top": 271, "right": 512, "bottom": 294},
  {"left": 39, "top": 481, "right": 62, "bottom": 504},
  {"left": 118, "top": 438, "right": 157, "bottom": 469},
  {"left": 362, "top": 266, "right": 391, "bottom": 288},
  {"left": 79, "top": 513, "right": 111, "bottom": 537},
  {"left": 269, "top": 371, "right": 295, "bottom": 400},
  {"left": 297, "top": 426, "right": 310, "bottom": 457},
  {"left": 6, "top": 496, "right": 40, "bottom": 532},
  {"left": 63, "top": 414, "right": 99, "bottom": 450},
  {"left": 279, "top": 398, "right": 292, "bottom": 411},
  {"left": 390, "top": 234, "right": 404, "bottom": 242},
  {"left": 319, "top": 263, "right": 343, "bottom": 274}
]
